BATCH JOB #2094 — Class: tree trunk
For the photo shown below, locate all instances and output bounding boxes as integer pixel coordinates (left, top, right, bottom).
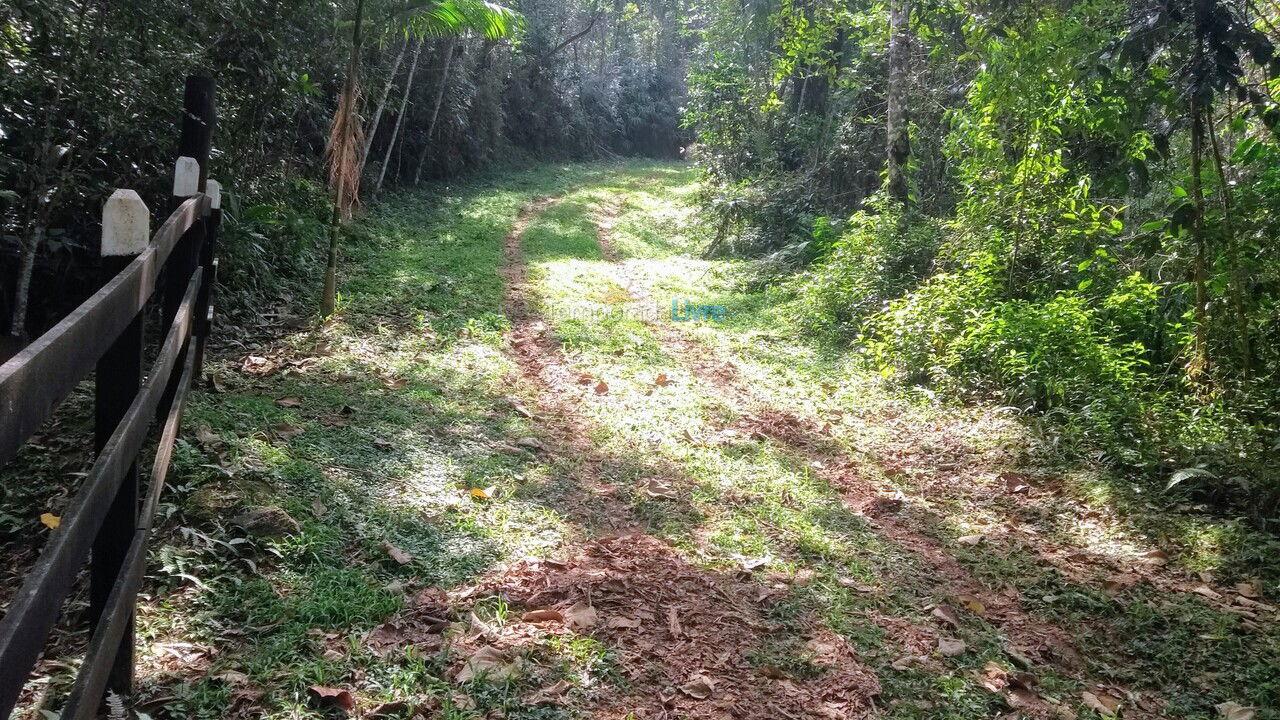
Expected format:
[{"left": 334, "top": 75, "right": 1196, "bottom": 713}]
[
  {"left": 360, "top": 37, "right": 409, "bottom": 174},
  {"left": 375, "top": 40, "right": 423, "bottom": 194},
  {"left": 1207, "top": 108, "right": 1251, "bottom": 381},
  {"left": 1189, "top": 92, "right": 1209, "bottom": 379},
  {"left": 323, "top": 173, "right": 343, "bottom": 317},
  {"left": 322, "top": 0, "right": 365, "bottom": 317},
  {"left": 414, "top": 37, "right": 459, "bottom": 185},
  {"left": 8, "top": 222, "right": 45, "bottom": 339},
  {"left": 885, "top": 0, "right": 911, "bottom": 207}
]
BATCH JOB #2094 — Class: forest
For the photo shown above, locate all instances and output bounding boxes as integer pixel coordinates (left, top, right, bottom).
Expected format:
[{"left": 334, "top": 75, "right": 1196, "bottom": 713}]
[{"left": 1, "top": 0, "right": 1279, "bottom": 718}]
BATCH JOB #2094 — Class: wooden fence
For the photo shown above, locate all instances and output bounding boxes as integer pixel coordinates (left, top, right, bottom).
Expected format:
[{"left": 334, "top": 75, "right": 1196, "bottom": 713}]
[{"left": 0, "top": 75, "right": 222, "bottom": 717}]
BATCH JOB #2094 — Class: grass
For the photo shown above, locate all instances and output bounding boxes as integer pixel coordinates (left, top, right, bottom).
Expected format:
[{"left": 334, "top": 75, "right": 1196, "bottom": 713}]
[{"left": 4, "top": 160, "right": 1276, "bottom": 719}]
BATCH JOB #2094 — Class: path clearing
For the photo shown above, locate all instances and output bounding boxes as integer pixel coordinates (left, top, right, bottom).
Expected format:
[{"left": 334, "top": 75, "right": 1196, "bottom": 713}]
[{"left": 14, "top": 161, "right": 1272, "bottom": 720}]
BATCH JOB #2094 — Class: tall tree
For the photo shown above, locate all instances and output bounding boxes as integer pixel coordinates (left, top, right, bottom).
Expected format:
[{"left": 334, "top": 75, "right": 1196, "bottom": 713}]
[
  {"left": 361, "top": 37, "right": 411, "bottom": 173},
  {"left": 323, "top": 0, "right": 368, "bottom": 317},
  {"left": 414, "top": 37, "right": 459, "bottom": 184},
  {"left": 885, "top": 0, "right": 910, "bottom": 207},
  {"left": 375, "top": 40, "right": 424, "bottom": 194}
]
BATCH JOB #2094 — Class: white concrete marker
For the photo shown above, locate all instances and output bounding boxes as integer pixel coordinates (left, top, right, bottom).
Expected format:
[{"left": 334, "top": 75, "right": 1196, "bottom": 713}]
[
  {"left": 173, "top": 156, "right": 200, "bottom": 197},
  {"left": 101, "top": 189, "right": 150, "bottom": 256},
  {"left": 206, "top": 178, "right": 222, "bottom": 210}
]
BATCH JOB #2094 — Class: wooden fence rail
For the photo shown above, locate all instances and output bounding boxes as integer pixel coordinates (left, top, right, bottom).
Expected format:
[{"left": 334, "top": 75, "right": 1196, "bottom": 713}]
[{"left": 0, "top": 75, "right": 221, "bottom": 716}]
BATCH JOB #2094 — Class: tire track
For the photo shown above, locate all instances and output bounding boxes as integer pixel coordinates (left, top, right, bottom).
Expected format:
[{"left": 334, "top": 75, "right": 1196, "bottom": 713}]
[
  {"left": 498, "top": 196, "right": 640, "bottom": 532},
  {"left": 590, "top": 196, "right": 1167, "bottom": 719}
]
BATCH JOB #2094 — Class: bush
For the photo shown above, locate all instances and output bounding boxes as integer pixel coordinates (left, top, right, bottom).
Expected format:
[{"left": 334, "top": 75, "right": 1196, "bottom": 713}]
[
  {"left": 217, "top": 176, "right": 331, "bottom": 318},
  {"left": 861, "top": 269, "right": 996, "bottom": 387},
  {"left": 789, "top": 202, "right": 942, "bottom": 338},
  {"left": 866, "top": 279, "right": 1149, "bottom": 430}
]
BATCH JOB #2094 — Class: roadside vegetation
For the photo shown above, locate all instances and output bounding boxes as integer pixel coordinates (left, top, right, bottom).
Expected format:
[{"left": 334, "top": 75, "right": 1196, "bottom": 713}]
[{"left": 7, "top": 161, "right": 1270, "bottom": 719}]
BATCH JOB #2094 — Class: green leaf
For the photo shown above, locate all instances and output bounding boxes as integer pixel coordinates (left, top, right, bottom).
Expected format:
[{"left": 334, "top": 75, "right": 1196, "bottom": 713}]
[
  {"left": 1165, "top": 467, "right": 1216, "bottom": 491},
  {"left": 1171, "top": 185, "right": 1188, "bottom": 198}
]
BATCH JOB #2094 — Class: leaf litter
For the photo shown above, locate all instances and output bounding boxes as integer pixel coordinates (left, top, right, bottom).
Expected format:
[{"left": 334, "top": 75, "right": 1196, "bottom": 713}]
[{"left": 463, "top": 533, "right": 880, "bottom": 718}]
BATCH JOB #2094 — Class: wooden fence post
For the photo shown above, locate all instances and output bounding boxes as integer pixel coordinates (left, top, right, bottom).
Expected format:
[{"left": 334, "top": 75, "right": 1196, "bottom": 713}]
[
  {"left": 162, "top": 73, "right": 215, "bottom": 331},
  {"left": 192, "top": 178, "right": 220, "bottom": 380},
  {"left": 90, "top": 189, "right": 148, "bottom": 698},
  {"left": 157, "top": 157, "right": 203, "bottom": 429},
  {"left": 160, "top": 75, "right": 215, "bottom": 404},
  {"left": 178, "top": 75, "right": 215, "bottom": 193}
]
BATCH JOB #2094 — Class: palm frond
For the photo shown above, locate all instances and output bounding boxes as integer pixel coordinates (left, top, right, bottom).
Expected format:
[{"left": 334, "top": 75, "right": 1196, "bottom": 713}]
[
  {"left": 326, "top": 80, "right": 365, "bottom": 221},
  {"left": 396, "top": 0, "right": 519, "bottom": 40}
]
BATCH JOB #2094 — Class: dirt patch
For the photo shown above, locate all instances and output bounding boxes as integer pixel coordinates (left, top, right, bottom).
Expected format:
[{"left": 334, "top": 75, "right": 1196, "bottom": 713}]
[{"left": 462, "top": 534, "right": 881, "bottom": 719}]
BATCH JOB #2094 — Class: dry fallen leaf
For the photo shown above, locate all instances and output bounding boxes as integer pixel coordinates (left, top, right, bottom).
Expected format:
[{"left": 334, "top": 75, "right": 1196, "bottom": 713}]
[
  {"left": 563, "top": 601, "right": 598, "bottom": 630},
  {"left": 470, "top": 486, "right": 497, "bottom": 500},
  {"left": 837, "top": 577, "right": 878, "bottom": 593},
  {"left": 938, "top": 637, "right": 967, "bottom": 657},
  {"left": 931, "top": 604, "right": 961, "bottom": 627},
  {"left": 308, "top": 685, "right": 355, "bottom": 711},
  {"left": 214, "top": 671, "right": 249, "bottom": 685},
  {"left": 594, "top": 380, "right": 609, "bottom": 395},
  {"left": 525, "top": 680, "right": 570, "bottom": 705},
  {"left": 1103, "top": 573, "right": 1141, "bottom": 594},
  {"left": 1234, "top": 582, "right": 1261, "bottom": 599},
  {"left": 457, "top": 645, "right": 519, "bottom": 682},
  {"left": 1006, "top": 685, "right": 1039, "bottom": 709},
  {"left": 39, "top": 512, "right": 60, "bottom": 530},
  {"left": 195, "top": 426, "right": 221, "bottom": 446},
  {"left": 678, "top": 673, "right": 715, "bottom": 700},
  {"left": 1140, "top": 548, "right": 1169, "bottom": 564},
  {"left": 655, "top": 373, "right": 671, "bottom": 387},
  {"left": 272, "top": 423, "right": 304, "bottom": 440},
  {"left": 381, "top": 540, "right": 413, "bottom": 565},
  {"left": 891, "top": 655, "right": 924, "bottom": 670},
  {"left": 1216, "top": 701, "right": 1257, "bottom": 720},
  {"left": 369, "top": 701, "right": 409, "bottom": 718},
  {"left": 1192, "top": 585, "right": 1223, "bottom": 600},
  {"left": 522, "top": 609, "right": 564, "bottom": 623},
  {"left": 978, "top": 661, "right": 1009, "bottom": 692},
  {"left": 275, "top": 396, "right": 304, "bottom": 408},
  {"left": 641, "top": 478, "right": 679, "bottom": 500},
  {"left": 1082, "top": 691, "right": 1121, "bottom": 716}
]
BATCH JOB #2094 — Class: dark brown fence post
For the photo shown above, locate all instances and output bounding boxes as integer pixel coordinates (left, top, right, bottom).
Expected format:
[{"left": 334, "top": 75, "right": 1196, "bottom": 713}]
[
  {"left": 161, "top": 74, "right": 215, "bottom": 331},
  {"left": 178, "top": 75, "right": 215, "bottom": 193},
  {"left": 159, "top": 75, "right": 215, "bottom": 417},
  {"left": 90, "top": 189, "right": 149, "bottom": 698},
  {"left": 192, "top": 178, "right": 220, "bottom": 380}
]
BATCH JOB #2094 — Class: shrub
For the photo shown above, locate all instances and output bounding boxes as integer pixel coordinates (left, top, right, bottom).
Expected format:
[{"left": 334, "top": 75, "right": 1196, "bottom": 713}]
[{"left": 789, "top": 203, "right": 942, "bottom": 339}]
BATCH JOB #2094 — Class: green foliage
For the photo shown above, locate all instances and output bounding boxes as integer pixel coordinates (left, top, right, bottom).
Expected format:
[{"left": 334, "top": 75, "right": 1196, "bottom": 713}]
[
  {"left": 218, "top": 177, "right": 332, "bottom": 315},
  {"left": 788, "top": 202, "right": 941, "bottom": 338},
  {"left": 686, "top": 0, "right": 1280, "bottom": 512}
]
